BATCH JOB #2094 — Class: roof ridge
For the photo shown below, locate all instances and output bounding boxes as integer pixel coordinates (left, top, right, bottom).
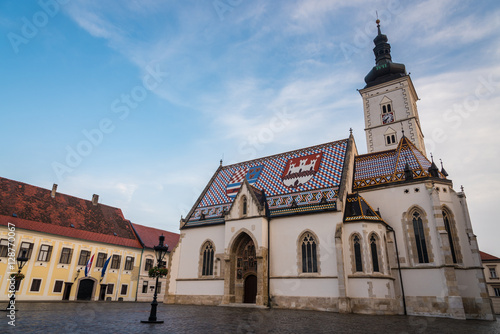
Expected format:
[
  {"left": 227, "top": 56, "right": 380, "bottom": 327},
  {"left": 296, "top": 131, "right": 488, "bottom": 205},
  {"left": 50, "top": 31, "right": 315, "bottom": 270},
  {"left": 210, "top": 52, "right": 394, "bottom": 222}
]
[{"left": 221, "top": 138, "right": 349, "bottom": 169}]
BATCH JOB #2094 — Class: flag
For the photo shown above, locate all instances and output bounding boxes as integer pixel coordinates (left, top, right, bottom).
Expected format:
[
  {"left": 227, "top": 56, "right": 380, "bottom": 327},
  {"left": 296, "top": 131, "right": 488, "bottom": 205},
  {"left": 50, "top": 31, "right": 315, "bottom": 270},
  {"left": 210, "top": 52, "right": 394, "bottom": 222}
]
[
  {"left": 101, "top": 256, "right": 111, "bottom": 278},
  {"left": 85, "top": 254, "right": 94, "bottom": 277}
]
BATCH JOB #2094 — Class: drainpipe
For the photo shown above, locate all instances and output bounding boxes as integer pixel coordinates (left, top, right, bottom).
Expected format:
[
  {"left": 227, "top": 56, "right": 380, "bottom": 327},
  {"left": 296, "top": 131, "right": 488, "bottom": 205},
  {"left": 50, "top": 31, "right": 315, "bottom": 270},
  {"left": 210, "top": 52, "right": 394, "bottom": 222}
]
[
  {"left": 387, "top": 225, "right": 407, "bottom": 315},
  {"left": 135, "top": 247, "right": 144, "bottom": 302},
  {"left": 267, "top": 216, "right": 271, "bottom": 308}
]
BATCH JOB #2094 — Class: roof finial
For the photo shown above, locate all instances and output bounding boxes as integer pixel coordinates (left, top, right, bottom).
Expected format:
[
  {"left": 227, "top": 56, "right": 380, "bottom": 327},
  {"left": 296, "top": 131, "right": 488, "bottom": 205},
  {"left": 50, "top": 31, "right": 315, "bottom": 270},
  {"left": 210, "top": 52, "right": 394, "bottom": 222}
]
[
  {"left": 461, "top": 185, "right": 464, "bottom": 192},
  {"left": 349, "top": 127, "right": 353, "bottom": 135},
  {"left": 401, "top": 123, "right": 405, "bottom": 137},
  {"left": 376, "top": 12, "right": 381, "bottom": 35},
  {"left": 430, "top": 152, "right": 434, "bottom": 162},
  {"left": 440, "top": 159, "right": 449, "bottom": 177}
]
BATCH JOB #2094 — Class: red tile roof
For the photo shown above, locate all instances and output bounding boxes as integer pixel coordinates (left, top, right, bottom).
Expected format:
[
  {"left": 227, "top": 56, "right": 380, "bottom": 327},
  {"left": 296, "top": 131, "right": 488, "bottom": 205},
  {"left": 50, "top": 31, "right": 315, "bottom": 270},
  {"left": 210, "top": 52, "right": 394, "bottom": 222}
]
[
  {"left": 0, "top": 216, "right": 142, "bottom": 248},
  {"left": 132, "top": 223, "right": 180, "bottom": 250},
  {"left": 0, "top": 176, "right": 141, "bottom": 248},
  {"left": 480, "top": 251, "right": 500, "bottom": 261}
]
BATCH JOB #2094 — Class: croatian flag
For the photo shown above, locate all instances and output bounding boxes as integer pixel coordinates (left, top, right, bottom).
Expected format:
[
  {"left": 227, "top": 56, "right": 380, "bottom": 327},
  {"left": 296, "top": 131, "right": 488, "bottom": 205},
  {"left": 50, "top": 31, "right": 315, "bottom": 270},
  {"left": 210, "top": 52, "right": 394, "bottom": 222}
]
[
  {"left": 85, "top": 254, "right": 94, "bottom": 277},
  {"left": 101, "top": 256, "right": 111, "bottom": 278}
]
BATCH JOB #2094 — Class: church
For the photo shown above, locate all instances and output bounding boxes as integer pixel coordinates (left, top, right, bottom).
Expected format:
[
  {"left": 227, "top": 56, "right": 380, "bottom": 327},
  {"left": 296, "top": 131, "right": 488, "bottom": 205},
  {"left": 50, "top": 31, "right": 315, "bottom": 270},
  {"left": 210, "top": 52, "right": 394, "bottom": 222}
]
[{"left": 166, "top": 22, "right": 494, "bottom": 320}]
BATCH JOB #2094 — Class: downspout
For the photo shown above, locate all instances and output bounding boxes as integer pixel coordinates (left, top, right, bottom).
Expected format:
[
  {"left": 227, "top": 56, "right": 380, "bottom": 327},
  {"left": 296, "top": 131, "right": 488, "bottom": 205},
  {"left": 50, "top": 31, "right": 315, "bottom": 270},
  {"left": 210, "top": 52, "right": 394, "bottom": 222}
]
[
  {"left": 387, "top": 225, "right": 407, "bottom": 315},
  {"left": 267, "top": 216, "right": 271, "bottom": 308},
  {"left": 135, "top": 247, "right": 144, "bottom": 302}
]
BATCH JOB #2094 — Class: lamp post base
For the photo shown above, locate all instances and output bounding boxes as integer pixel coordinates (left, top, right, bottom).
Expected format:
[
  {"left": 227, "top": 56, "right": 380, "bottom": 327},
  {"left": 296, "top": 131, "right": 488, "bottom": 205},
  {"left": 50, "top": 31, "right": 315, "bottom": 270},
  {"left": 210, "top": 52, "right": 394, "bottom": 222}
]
[{"left": 140, "top": 320, "right": 164, "bottom": 324}]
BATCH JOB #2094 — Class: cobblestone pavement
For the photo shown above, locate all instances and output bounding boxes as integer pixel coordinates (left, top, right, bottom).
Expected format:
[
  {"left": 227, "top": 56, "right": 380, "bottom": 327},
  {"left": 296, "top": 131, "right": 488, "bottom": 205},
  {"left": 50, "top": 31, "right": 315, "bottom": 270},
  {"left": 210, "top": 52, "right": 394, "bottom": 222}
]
[{"left": 1, "top": 302, "right": 499, "bottom": 334}]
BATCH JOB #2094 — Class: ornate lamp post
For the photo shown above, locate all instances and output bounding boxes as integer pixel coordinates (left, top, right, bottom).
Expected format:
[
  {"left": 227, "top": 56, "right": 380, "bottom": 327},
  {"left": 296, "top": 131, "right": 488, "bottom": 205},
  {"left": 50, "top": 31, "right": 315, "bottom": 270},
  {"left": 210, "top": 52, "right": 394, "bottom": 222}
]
[
  {"left": 3, "top": 249, "right": 29, "bottom": 311},
  {"left": 141, "top": 235, "right": 169, "bottom": 324}
]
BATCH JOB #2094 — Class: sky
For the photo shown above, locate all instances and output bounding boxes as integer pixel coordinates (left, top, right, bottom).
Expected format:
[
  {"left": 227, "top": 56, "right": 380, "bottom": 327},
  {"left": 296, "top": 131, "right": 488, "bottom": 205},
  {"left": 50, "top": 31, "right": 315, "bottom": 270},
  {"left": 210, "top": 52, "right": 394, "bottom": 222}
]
[{"left": 0, "top": 0, "right": 499, "bottom": 254}]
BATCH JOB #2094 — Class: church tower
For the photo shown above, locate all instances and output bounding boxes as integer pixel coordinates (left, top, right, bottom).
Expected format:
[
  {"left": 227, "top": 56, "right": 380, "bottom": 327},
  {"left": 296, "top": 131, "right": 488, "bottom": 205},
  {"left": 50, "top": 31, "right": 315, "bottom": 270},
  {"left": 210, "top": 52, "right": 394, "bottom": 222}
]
[{"left": 359, "top": 20, "right": 426, "bottom": 155}]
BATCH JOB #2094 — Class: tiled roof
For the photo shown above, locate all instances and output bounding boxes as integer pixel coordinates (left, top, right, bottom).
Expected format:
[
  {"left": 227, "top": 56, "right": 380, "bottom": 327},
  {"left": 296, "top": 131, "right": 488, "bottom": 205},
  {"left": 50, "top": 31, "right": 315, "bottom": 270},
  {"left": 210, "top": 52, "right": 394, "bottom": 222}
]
[
  {"left": 354, "top": 136, "right": 445, "bottom": 189},
  {"left": 184, "top": 139, "right": 349, "bottom": 227},
  {"left": 343, "top": 193, "right": 384, "bottom": 223},
  {"left": 480, "top": 251, "right": 500, "bottom": 261},
  {"left": 0, "top": 177, "right": 141, "bottom": 247},
  {"left": 132, "top": 223, "right": 180, "bottom": 250},
  {"left": 0, "top": 216, "right": 142, "bottom": 248}
]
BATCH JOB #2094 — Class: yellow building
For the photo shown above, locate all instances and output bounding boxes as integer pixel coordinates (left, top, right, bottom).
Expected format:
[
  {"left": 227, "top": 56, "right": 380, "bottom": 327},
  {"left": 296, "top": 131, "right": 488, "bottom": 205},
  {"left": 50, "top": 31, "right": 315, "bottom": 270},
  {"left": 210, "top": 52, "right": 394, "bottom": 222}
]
[
  {"left": 480, "top": 251, "right": 500, "bottom": 314},
  {"left": 0, "top": 177, "right": 177, "bottom": 302}
]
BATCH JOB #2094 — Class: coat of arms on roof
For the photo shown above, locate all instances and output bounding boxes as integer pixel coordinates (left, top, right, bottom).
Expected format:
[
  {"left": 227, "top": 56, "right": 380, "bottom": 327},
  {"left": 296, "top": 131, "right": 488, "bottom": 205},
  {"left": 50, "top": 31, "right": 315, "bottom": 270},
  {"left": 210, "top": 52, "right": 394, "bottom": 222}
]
[
  {"left": 226, "top": 165, "right": 264, "bottom": 198},
  {"left": 281, "top": 153, "right": 323, "bottom": 188}
]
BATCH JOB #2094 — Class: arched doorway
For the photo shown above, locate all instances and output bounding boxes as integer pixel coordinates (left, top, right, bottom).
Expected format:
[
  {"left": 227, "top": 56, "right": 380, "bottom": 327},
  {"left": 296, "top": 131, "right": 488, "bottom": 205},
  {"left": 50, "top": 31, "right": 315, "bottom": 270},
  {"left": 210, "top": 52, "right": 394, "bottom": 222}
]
[
  {"left": 244, "top": 274, "right": 257, "bottom": 303},
  {"left": 77, "top": 278, "right": 95, "bottom": 300}
]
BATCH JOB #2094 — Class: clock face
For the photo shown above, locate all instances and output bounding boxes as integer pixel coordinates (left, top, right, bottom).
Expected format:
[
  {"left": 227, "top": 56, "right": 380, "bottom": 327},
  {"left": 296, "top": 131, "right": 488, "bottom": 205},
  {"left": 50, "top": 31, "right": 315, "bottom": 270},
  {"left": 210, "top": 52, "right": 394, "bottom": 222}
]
[{"left": 382, "top": 112, "right": 394, "bottom": 124}]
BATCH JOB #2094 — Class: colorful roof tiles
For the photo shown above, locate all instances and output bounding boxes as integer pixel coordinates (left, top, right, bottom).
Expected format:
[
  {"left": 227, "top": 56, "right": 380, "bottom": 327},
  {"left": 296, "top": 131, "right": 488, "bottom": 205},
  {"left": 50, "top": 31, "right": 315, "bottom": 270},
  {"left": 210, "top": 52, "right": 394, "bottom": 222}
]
[
  {"left": 354, "top": 136, "right": 446, "bottom": 190},
  {"left": 184, "top": 139, "right": 349, "bottom": 227},
  {"left": 343, "top": 193, "right": 384, "bottom": 223}
]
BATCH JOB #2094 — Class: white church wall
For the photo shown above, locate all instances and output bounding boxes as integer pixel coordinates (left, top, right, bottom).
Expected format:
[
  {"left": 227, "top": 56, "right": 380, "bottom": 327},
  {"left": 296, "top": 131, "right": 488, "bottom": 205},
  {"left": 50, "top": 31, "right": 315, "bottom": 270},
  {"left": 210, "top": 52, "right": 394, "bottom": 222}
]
[
  {"left": 225, "top": 217, "right": 268, "bottom": 251},
  {"left": 269, "top": 211, "right": 341, "bottom": 278},
  {"left": 270, "top": 278, "right": 339, "bottom": 297},
  {"left": 401, "top": 268, "right": 447, "bottom": 296},
  {"left": 176, "top": 280, "right": 224, "bottom": 296},
  {"left": 176, "top": 225, "right": 225, "bottom": 279},
  {"left": 455, "top": 269, "right": 482, "bottom": 298}
]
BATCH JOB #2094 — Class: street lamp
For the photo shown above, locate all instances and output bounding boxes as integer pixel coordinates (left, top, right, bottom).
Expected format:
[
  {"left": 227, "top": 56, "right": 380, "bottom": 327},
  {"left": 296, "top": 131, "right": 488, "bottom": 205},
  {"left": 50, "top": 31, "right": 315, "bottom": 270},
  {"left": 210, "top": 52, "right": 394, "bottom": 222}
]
[
  {"left": 3, "top": 249, "right": 29, "bottom": 311},
  {"left": 141, "top": 235, "right": 169, "bottom": 324}
]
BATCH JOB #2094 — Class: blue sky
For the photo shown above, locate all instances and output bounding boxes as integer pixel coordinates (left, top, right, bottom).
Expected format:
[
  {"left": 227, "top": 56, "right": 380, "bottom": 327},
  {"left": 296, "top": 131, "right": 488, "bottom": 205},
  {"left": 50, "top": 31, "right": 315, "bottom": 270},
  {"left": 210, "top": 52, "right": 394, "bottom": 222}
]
[{"left": 1, "top": 0, "right": 499, "bottom": 254}]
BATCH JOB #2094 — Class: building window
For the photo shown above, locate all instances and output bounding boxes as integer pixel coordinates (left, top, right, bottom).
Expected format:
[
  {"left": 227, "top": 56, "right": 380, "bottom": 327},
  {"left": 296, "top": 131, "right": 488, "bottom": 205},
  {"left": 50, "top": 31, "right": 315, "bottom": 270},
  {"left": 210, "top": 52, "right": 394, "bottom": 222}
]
[
  {"left": 96, "top": 253, "right": 107, "bottom": 267},
  {"left": 385, "top": 134, "right": 396, "bottom": 145},
  {"left": 0, "top": 239, "right": 8, "bottom": 257},
  {"left": 78, "top": 250, "right": 91, "bottom": 266},
  {"left": 412, "top": 211, "right": 429, "bottom": 263},
  {"left": 111, "top": 255, "right": 121, "bottom": 269},
  {"left": 370, "top": 234, "right": 380, "bottom": 273},
  {"left": 242, "top": 196, "right": 247, "bottom": 216},
  {"left": 30, "top": 279, "right": 42, "bottom": 292},
  {"left": 142, "top": 281, "right": 148, "bottom": 293},
  {"left": 120, "top": 284, "right": 128, "bottom": 295},
  {"left": 157, "top": 282, "right": 162, "bottom": 294},
  {"left": 53, "top": 280, "right": 64, "bottom": 293},
  {"left": 124, "top": 256, "right": 134, "bottom": 270},
  {"left": 201, "top": 241, "right": 215, "bottom": 276},
  {"left": 59, "top": 248, "right": 73, "bottom": 264},
  {"left": 443, "top": 210, "right": 461, "bottom": 264},
  {"left": 494, "top": 287, "right": 500, "bottom": 297},
  {"left": 106, "top": 284, "right": 114, "bottom": 294},
  {"left": 144, "top": 258, "right": 154, "bottom": 271},
  {"left": 490, "top": 267, "right": 498, "bottom": 279},
  {"left": 37, "top": 244, "right": 53, "bottom": 262},
  {"left": 301, "top": 232, "right": 318, "bottom": 273},
  {"left": 19, "top": 242, "right": 34, "bottom": 259},
  {"left": 353, "top": 235, "right": 363, "bottom": 272}
]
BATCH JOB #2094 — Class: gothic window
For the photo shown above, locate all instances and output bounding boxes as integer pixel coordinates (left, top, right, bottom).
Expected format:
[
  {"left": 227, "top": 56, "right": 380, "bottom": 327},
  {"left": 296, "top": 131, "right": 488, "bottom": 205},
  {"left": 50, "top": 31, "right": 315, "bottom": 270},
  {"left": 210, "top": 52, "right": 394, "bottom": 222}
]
[
  {"left": 201, "top": 241, "right": 215, "bottom": 276},
  {"left": 242, "top": 196, "right": 247, "bottom": 216},
  {"left": 370, "top": 234, "right": 380, "bottom": 273},
  {"left": 442, "top": 210, "right": 461, "bottom": 264},
  {"left": 385, "top": 134, "right": 396, "bottom": 145},
  {"left": 300, "top": 232, "right": 318, "bottom": 273},
  {"left": 412, "top": 212, "right": 429, "bottom": 263},
  {"left": 353, "top": 234, "right": 363, "bottom": 272}
]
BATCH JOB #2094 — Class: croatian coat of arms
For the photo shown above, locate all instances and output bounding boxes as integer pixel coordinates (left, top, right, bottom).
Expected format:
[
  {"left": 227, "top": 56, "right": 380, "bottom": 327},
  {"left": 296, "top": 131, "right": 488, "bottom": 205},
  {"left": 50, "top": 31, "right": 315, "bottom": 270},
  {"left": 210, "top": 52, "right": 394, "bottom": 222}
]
[
  {"left": 281, "top": 153, "right": 322, "bottom": 188},
  {"left": 226, "top": 165, "right": 264, "bottom": 198}
]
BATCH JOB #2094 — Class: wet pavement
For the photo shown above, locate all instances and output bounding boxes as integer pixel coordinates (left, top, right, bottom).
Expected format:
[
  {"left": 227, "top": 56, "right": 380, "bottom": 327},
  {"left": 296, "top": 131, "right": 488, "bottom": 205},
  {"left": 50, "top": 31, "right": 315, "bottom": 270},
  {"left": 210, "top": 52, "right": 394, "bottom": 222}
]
[{"left": 1, "top": 302, "right": 499, "bottom": 333}]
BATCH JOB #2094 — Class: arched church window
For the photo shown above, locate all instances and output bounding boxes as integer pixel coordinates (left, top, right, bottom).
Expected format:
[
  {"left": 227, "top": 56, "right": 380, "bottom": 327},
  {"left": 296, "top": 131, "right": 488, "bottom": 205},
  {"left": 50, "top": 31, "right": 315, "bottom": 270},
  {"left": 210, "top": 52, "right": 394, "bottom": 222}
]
[
  {"left": 353, "top": 234, "right": 363, "bottom": 272},
  {"left": 300, "top": 232, "right": 318, "bottom": 273},
  {"left": 412, "top": 212, "right": 429, "bottom": 263},
  {"left": 443, "top": 210, "right": 460, "bottom": 264},
  {"left": 201, "top": 241, "right": 215, "bottom": 276},
  {"left": 370, "top": 234, "right": 380, "bottom": 272},
  {"left": 242, "top": 196, "right": 247, "bottom": 216}
]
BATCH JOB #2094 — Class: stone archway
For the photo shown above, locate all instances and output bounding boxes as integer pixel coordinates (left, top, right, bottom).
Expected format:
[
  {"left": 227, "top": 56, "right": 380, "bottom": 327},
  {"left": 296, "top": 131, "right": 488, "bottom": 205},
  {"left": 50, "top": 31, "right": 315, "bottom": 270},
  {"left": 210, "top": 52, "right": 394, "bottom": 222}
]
[
  {"left": 76, "top": 278, "right": 97, "bottom": 301},
  {"left": 223, "top": 231, "right": 268, "bottom": 306}
]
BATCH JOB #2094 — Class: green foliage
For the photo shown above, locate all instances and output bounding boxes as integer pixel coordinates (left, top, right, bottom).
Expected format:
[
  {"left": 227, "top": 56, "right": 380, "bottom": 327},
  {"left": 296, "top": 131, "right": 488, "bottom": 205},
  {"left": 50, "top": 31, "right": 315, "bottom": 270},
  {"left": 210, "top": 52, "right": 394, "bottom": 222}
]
[{"left": 148, "top": 266, "right": 168, "bottom": 278}]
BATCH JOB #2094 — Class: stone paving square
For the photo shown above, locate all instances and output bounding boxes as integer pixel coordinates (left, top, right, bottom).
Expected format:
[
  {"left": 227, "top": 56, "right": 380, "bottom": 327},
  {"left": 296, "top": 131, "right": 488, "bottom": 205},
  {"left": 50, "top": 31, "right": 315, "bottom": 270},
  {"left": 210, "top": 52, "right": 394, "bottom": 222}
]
[{"left": 1, "top": 302, "right": 499, "bottom": 334}]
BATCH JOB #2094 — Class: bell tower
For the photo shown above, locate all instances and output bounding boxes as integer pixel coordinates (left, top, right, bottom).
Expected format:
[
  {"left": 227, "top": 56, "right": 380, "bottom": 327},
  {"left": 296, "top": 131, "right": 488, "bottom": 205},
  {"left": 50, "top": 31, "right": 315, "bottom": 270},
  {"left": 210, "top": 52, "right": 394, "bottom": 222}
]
[{"left": 359, "top": 20, "right": 426, "bottom": 155}]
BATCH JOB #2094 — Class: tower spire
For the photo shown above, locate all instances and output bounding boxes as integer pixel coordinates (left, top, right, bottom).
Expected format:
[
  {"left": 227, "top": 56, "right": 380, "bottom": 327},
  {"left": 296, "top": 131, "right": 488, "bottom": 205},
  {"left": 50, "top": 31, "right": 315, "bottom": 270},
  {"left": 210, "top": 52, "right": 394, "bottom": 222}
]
[{"left": 364, "top": 19, "right": 407, "bottom": 88}]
